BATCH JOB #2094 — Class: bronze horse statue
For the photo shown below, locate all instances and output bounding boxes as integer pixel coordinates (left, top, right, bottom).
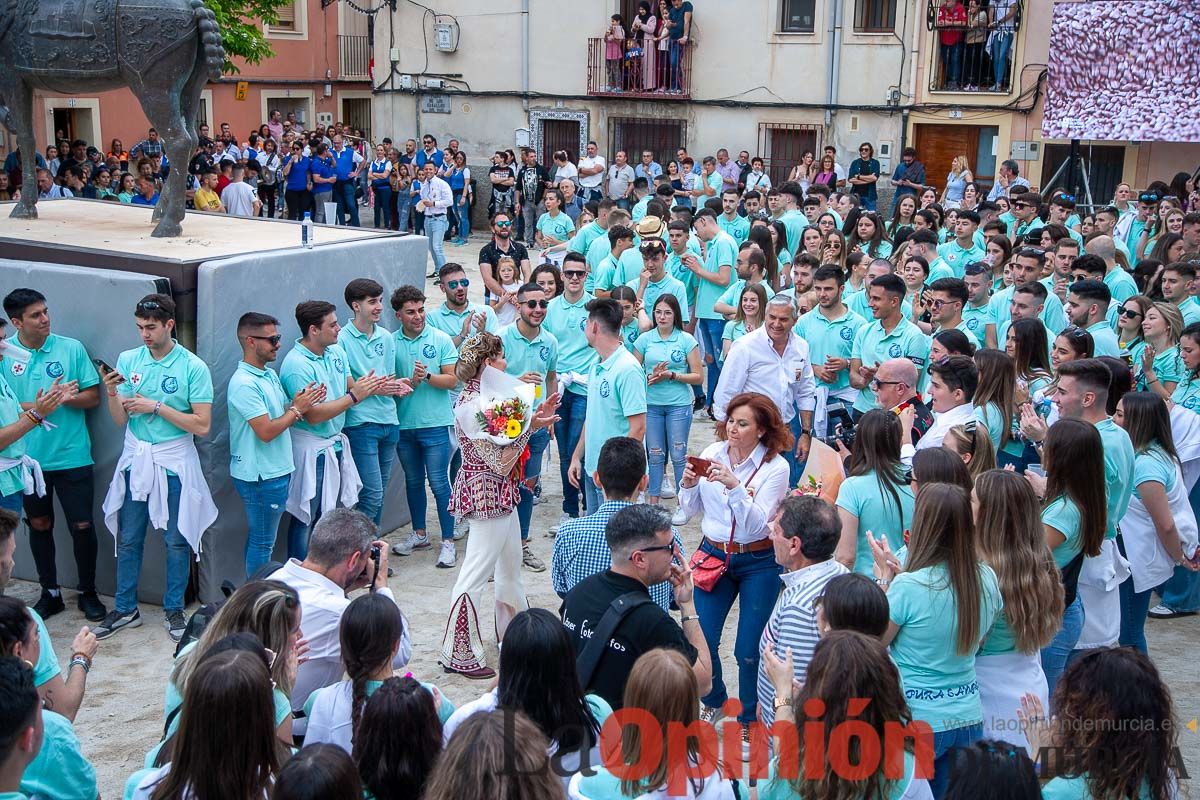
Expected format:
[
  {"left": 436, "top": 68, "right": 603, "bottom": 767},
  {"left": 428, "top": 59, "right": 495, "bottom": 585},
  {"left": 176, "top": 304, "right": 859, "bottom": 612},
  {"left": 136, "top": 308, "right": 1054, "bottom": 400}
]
[{"left": 0, "top": 0, "right": 225, "bottom": 237}]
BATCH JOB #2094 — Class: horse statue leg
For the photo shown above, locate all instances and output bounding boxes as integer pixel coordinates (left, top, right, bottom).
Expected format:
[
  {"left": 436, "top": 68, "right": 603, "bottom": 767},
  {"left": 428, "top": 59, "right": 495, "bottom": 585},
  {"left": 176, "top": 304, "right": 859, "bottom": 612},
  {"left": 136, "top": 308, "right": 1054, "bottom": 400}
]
[{"left": 1, "top": 79, "right": 39, "bottom": 220}]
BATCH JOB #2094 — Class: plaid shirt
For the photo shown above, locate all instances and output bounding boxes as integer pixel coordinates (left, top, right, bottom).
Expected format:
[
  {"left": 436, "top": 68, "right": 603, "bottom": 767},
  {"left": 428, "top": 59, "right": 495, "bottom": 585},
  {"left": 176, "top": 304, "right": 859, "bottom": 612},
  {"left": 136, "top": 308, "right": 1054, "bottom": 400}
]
[
  {"left": 551, "top": 500, "right": 682, "bottom": 610},
  {"left": 130, "top": 138, "right": 164, "bottom": 158}
]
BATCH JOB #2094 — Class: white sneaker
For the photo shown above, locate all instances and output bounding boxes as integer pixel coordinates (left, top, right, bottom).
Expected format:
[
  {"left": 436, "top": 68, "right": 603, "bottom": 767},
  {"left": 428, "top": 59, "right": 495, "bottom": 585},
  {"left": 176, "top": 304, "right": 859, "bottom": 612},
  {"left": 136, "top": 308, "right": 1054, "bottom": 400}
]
[
  {"left": 549, "top": 512, "right": 571, "bottom": 536},
  {"left": 436, "top": 540, "right": 457, "bottom": 568},
  {"left": 672, "top": 506, "right": 690, "bottom": 526},
  {"left": 392, "top": 531, "right": 431, "bottom": 556},
  {"left": 454, "top": 518, "right": 470, "bottom": 540},
  {"left": 660, "top": 475, "right": 677, "bottom": 499}
]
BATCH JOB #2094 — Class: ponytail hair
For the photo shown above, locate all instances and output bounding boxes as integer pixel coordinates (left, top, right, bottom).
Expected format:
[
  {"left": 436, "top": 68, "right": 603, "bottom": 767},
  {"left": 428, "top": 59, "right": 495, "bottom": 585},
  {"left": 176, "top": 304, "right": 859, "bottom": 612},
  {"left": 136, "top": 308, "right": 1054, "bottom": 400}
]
[{"left": 339, "top": 593, "right": 404, "bottom": 744}]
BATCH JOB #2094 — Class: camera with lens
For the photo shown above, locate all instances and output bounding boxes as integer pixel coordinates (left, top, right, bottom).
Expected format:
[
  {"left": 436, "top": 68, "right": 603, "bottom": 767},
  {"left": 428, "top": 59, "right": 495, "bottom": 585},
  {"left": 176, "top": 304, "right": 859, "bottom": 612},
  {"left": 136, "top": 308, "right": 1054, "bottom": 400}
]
[{"left": 821, "top": 405, "right": 857, "bottom": 450}]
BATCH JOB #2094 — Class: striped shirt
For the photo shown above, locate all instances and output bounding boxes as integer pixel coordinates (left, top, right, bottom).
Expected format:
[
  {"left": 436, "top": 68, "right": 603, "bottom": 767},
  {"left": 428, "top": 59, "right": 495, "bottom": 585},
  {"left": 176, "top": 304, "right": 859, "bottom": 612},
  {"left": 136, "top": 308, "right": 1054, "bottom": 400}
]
[
  {"left": 551, "top": 500, "right": 682, "bottom": 610},
  {"left": 756, "top": 558, "right": 849, "bottom": 726}
]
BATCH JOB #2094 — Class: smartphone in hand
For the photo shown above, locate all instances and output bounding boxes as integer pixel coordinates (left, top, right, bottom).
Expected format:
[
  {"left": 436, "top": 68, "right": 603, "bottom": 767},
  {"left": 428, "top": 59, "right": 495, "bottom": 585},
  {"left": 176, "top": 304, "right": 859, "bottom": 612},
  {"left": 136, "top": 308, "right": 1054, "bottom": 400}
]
[{"left": 686, "top": 455, "right": 713, "bottom": 475}]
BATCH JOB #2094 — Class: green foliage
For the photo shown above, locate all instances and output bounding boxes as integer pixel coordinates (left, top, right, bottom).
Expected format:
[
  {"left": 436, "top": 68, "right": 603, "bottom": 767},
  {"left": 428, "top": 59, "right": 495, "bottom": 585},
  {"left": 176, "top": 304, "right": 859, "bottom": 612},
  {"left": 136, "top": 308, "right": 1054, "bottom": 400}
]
[{"left": 204, "top": 0, "right": 297, "bottom": 74}]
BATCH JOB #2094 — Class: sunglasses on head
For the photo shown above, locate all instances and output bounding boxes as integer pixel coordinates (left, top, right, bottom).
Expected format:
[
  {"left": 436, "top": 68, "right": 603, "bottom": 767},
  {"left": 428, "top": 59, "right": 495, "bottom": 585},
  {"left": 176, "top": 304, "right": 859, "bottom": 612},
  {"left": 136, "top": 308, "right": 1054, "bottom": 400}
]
[
  {"left": 445, "top": 279, "right": 469, "bottom": 290},
  {"left": 136, "top": 300, "right": 162, "bottom": 312},
  {"left": 248, "top": 334, "right": 283, "bottom": 346},
  {"left": 524, "top": 299, "right": 549, "bottom": 309}
]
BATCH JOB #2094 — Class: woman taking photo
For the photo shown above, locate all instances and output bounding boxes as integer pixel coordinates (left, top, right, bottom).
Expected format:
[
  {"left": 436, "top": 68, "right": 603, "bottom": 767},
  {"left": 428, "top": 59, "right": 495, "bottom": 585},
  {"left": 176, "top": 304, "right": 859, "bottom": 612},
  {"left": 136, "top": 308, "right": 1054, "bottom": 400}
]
[
  {"left": 1133, "top": 302, "right": 1183, "bottom": 399},
  {"left": 633, "top": 294, "right": 702, "bottom": 514},
  {"left": 1023, "top": 419, "right": 1106, "bottom": 696},
  {"left": 759, "top": 631, "right": 933, "bottom": 800},
  {"left": 868, "top": 483, "right": 1003, "bottom": 797},
  {"left": 305, "top": 592, "right": 452, "bottom": 753},
  {"left": 1117, "top": 295, "right": 1153, "bottom": 356},
  {"left": 1021, "top": 648, "right": 1181, "bottom": 800},
  {"left": 440, "top": 332, "right": 561, "bottom": 679},
  {"left": 445, "top": 608, "right": 607, "bottom": 786},
  {"left": 972, "top": 470, "right": 1063, "bottom": 751},
  {"left": 677, "top": 392, "right": 791, "bottom": 737},
  {"left": 569, "top": 648, "right": 736, "bottom": 799},
  {"left": 835, "top": 409, "right": 915, "bottom": 574},
  {"left": 1114, "top": 392, "right": 1199, "bottom": 654},
  {"left": 720, "top": 284, "right": 767, "bottom": 362}
]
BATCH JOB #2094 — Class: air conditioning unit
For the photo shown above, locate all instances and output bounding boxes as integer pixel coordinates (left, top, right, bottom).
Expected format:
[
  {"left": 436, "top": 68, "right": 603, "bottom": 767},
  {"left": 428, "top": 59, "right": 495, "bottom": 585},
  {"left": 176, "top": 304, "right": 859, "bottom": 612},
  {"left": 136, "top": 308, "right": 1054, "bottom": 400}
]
[
  {"left": 398, "top": 74, "right": 414, "bottom": 90},
  {"left": 425, "top": 78, "right": 445, "bottom": 90}
]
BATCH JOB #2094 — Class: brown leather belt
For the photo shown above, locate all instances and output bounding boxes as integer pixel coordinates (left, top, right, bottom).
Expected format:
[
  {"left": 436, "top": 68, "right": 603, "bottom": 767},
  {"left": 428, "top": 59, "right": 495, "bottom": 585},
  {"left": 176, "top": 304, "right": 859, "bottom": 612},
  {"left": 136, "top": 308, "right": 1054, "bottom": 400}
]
[{"left": 708, "top": 537, "right": 773, "bottom": 554}]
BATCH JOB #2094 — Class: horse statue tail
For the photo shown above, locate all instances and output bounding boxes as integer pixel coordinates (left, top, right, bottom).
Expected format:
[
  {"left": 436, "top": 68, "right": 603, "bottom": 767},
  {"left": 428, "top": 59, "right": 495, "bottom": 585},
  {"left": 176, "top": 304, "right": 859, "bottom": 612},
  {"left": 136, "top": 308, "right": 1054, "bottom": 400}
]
[{"left": 190, "top": 0, "right": 226, "bottom": 81}]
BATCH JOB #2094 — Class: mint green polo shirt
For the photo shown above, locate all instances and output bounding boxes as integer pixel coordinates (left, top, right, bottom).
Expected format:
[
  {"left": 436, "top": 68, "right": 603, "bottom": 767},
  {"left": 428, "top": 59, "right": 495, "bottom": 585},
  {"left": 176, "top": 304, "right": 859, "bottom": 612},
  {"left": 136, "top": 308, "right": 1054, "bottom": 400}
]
[
  {"left": 536, "top": 210, "right": 575, "bottom": 242},
  {"left": 585, "top": 232, "right": 612, "bottom": 273},
  {"left": 1133, "top": 447, "right": 1176, "bottom": 504},
  {"left": 1043, "top": 495, "right": 1084, "bottom": 569},
  {"left": 716, "top": 278, "right": 776, "bottom": 310},
  {"left": 226, "top": 362, "right": 294, "bottom": 482},
  {"left": 115, "top": 344, "right": 213, "bottom": 444},
  {"left": 279, "top": 341, "right": 351, "bottom": 439},
  {"left": 393, "top": 326, "right": 457, "bottom": 430},
  {"left": 1014, "top": 217, "right": 1044, "bottom": 239},
  {"left": 1172, "top": 374, "right": 1200, "bottom": 411},
  {"left": 695, "top": 231, "right": 737, "bottom": 321},
  {"left": 592, "top": 254, "right": 620, "bottom": 293},
  {"left": 847, "top": 289, "right": 914, "bottom": 323},
  {"left": 936, "top": 239, "right": 987, "bottom": 278},
  {"left": 568, "top": 220, "right": 605, "bottom": 255},
  {"left": 634, "top": 329, "right": 698, "bottom": 407},
  {"left": 620, "top": 320, "right": 640, "bottom": 352},
  {"left": 20, "top": 710, "right": 96, "bottom": 800},
  {"left": 1131, "top": 342, "right": 1183, "bottom": 391},
  {"left": 990, "top": 285, "right": 1068, "bottom": 333},
  {"left": 666, "top": 250, "right": 701, "bottom": 306},
  {"left": 1086, "top": 321, "right": 1121, "bottom": 358},
  {"left": 779, "top": 208, "right": 808, "bottom": 256},
  {"left": 961, "top": 300, "right": 996, "bottom": 343},
  {"left": 835, "top": 471, "right": 915, "bottom": 574},
  {"left": 1125, "top": 218, "right": 1148, "bottom": 257},
  {"left": 336, "top": 322, "right": 399, "bottom": 426},
  {"left": 631, "top": 194, "right": 651, "bottom": 222},
  {"left": 1103, "top": 268, "right": 1139, "bottom": 310},
  {"left": 851, "top": 318, "right": 931, "bottom": 412},
  {"left": 29, "top": 608, "right": 58, "bottom": 687},
  {"left": 1096, "top": 417, "right": 1134, "bottom": 540},
  {"left": 544, "top": 292, "right": 597, "bottom": 396},
  {"left": 1178, "top": 296, "right": 1200, "bottom": 326},
  {"left": 630, "top": 273, "right": 691, "bottom": 323},
  {"left": 0, "top": 375, "right": 28, "bottom": 498},
  {"left": 721, "top": 320, "right": 751, "bottom": 348},
  {"left": 426, "top": 302, "right": 499, "bottom": 343},
  {"left": 717, "top": 213, "right": 750, "bottom": 245},
  {"left": 4, "top": 334, "right": 99, "bottom": 471},
  {"left": 584, "top": 348, "right": 647, "bottom": 473},
  {"left": 498, "top": 323, "right": 558, "bottom": 409},
  {"left": 793, "top": 307, "right": 868, "bottom": 392}
]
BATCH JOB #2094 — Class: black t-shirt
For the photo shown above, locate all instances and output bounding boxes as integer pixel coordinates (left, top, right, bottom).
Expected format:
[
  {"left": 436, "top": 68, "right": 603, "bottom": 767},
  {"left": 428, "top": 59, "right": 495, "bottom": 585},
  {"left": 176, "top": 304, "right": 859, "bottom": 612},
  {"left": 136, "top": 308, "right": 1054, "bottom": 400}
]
[
  {"left": 478, "top": 238, "right": 530, "bottom": 301},
  {"left": 560, "top": 570, "right": 697, "bottom": 710}
]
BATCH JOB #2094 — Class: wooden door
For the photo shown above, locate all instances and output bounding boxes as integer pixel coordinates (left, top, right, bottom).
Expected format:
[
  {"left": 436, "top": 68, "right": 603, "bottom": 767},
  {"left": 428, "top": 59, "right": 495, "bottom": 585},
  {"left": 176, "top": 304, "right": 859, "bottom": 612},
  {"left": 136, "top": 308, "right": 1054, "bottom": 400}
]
[{"left": 913, "top": 124, "right": 982, "bottom": 194}]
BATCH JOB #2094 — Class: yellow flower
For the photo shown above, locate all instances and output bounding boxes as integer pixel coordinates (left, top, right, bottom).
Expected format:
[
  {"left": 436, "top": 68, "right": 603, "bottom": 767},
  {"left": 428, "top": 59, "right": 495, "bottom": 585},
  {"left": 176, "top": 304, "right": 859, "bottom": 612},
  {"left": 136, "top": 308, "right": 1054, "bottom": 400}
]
[{"left": 505, "top": 419, "right": 522, "bottom": 438}]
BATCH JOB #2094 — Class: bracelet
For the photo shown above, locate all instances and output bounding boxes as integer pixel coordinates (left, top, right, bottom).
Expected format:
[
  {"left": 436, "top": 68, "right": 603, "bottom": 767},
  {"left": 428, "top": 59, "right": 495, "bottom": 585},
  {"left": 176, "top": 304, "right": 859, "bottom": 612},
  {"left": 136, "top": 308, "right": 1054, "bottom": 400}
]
[
  {"left": 152, "top": 401, "right": 162, "bottom": 417},
  {"left": 874, "top": 577, "right": 890, "bottom": 589},
  {"left": 1148, "top": 377, "right": 1160, "bottom": 385},
  {"left": 25, "top": 409, "right": 44, "bottom": 425},
  {"left": 347, "top": 389, "right": 360, "bottom": 405},
  {"left": 680, "top": 614, "right": 700, "bottom": 623},
  {"left": 69, "top": 655, "right": 91, "bottom": 674},
  {"left": 288, "top": 406, "right": 304, "bottom": 421}
]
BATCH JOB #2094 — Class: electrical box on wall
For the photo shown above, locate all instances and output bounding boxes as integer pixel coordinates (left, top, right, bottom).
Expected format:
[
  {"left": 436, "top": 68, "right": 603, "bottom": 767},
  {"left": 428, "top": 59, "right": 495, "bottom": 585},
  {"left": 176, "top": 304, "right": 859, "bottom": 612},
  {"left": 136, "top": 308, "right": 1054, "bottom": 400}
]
[
  {"left": 434, "top": 21, "right": 459, "bottom": 52},
  {"left": 1010, "top": 141, "right": 1041, "bottom": 160},
  {"left": 424, "top": 78, "right": 444, "bottom": 90},
  {"left": 514, "top": 128, "right": 531, "bottom": 148},
  {"left": 316, "top": 112, "right": 333, "bottom": 127},
  {"left": 398, "top": 74, "right": 414, "bottom": 90}
]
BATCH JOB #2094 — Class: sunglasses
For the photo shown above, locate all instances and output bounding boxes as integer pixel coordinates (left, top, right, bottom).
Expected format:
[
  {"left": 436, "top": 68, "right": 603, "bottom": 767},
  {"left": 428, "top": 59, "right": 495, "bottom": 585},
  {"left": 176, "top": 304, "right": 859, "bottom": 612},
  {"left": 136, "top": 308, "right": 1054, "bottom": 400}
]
[
  {"left": 1013, "top": 202, "right": 1032, "bottom": 209},
  {"left": 1119, "top": 307, "right": 1143, "bottom": 318},
  {"left": 524, "top": 300, "right": 549, "bottom": 309},
  {"left": 563, "top": 270, "right": 587, "bottom": 279},
  {"left": 445, "top": 279, "right": 470, "bottom": 290},
  {"left": 640, "top": 245, "right": 665, "bottom": 256},
  {"left": 136, "top": 300, "right": 162, "bottom": 312},
  {"left": 494, "top": 221, "right": 512, "bottom": 228},
  {"left": 248, "top": 334, "right": 283, "bottom": 346},
  {"left": 870, "top": 378, "right": 903, "bottom": 390},
  {"left": 630, "top": 544, "right": 674, "bottom": 560}
]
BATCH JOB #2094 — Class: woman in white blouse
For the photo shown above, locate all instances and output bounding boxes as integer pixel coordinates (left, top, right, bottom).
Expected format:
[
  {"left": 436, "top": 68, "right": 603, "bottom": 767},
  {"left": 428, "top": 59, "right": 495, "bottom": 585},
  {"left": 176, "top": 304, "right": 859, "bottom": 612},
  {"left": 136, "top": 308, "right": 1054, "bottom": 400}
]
[{"left": 677, "top": 391, "right": 791, "bottom": 751}]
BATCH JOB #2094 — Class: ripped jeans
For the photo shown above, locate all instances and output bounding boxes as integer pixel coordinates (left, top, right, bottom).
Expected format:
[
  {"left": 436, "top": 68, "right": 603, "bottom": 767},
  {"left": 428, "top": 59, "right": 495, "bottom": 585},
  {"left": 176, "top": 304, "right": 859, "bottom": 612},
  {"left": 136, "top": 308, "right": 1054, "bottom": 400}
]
[
  {"left": 646, "top": 403, "right": 693, "bottom": 498},
  {"left": 234, "top": 475, "right": 292, "bottom": 579}
]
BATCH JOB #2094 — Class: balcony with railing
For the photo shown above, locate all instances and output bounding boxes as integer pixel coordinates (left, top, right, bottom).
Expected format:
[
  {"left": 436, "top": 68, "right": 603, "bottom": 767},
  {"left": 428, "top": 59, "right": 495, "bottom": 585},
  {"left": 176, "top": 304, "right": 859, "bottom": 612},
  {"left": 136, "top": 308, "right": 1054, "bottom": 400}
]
[
  {"left": 926, "top": 0, "right": 1022, "bottom": 93},
  {"left": 339, "top": 34, "right": 370, "bottom": 81},
  {"left": 587, "top": 38, "right": 692, "bottom": 99}
]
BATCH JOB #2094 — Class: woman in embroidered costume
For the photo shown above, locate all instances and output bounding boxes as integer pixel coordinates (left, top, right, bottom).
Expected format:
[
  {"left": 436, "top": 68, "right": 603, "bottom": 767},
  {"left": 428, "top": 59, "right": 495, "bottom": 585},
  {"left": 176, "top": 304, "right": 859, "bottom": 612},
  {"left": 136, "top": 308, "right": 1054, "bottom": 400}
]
[{"left": 440, "top": 333, "right": 561, "bottom": 679}]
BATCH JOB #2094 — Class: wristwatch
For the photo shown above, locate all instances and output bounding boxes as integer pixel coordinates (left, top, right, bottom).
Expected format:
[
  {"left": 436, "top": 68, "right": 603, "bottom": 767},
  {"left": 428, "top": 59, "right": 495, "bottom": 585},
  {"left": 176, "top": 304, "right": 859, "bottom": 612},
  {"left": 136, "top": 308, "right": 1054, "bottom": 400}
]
[{"left": 773, "top": 695, "right": 791, "bottom": 710}]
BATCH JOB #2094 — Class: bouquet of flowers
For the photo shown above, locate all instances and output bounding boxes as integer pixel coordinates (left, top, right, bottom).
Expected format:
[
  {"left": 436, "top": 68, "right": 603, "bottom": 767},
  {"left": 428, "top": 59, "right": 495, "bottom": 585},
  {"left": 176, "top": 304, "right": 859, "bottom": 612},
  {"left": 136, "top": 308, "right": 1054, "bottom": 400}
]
[{"left": 455, "top": 366, "right": 538, "bottom": 445}]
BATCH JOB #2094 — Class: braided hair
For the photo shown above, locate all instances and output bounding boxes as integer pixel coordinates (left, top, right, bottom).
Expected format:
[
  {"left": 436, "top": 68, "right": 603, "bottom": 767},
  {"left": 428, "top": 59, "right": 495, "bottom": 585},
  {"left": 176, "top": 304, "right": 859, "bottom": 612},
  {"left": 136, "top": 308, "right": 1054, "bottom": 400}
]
[{"left": 339, "top": 593, "right": 404, "bottom": 744}]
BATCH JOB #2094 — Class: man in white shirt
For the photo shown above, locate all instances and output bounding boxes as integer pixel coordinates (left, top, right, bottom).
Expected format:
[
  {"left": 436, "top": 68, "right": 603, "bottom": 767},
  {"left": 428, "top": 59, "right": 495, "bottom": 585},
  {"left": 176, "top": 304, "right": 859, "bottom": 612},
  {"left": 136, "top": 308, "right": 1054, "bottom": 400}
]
[
  {"left": 916, "top": 354, "right": 978, "bottom": 451},
  {"left": 714, "top": 295, "right": 816, "bottom": 485},
  {"left": 417, "top": 161, "right": 453, "bottom": 277},
  {"left": 577, "top": 140, "right": 606, "bottom": 203},
  {"left": 269, "top": 508, "right": 411, "bottom": 719},
  {"left": 220, "top": 164, "right": 261, "bottom": 217}
]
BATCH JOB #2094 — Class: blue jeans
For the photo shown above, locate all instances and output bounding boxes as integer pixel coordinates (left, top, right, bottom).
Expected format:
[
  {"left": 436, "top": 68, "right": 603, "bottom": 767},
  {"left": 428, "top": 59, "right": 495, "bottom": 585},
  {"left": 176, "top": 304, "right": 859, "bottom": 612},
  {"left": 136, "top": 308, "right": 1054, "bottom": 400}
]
[
  {"left": 233, "top": 475, "right": 291, "bottom": 579},
  {"left": 0, "top": 491, "right": 22, "bottom": 513},
  {"left": 454, "top": 192, "right": 471, "bottom": 241},
  {"left": 1157, "top": 477, "right": 1200, "bottom": 612},
  {"left": 396, "top": 426, "right": 454, "bottom": 540},
  {"left": 554, "top": 390, "right": 588, "bottom": 518},
  {"left": 334, "top": 181, "right": 360, "bottom": 226},
  {"left": 646, "top": 404, "right": 692, "bottom": 498},
  {"left": 693, "top": 539, "right": 783, "bottom": 722},
  {"left": 425, "top": 214, "right": 448, "bottom": 271},
  {"left": 1040, "top": 596, "right": 1084, "bottom": 701},
  {"left": 517, "top": 428, "right": 551, "bottom": 542},
  {"left": 931, "top": 723, "right": 983, "bottom": 799},
  {"left": 287, "top": 452, "right": 339, "bottom": 560},
  {"left": 373, "top": 185, "right": 392, "bottom": 229},
  {"left": 583, "top": 472, "right": 602, "bottom": 516},
  {"left": 346, "top": 422, "right": 400, "bottom": 526},
  {"left": 859, "top": 196, "right": 877, "bottom": 212},
  {"left": 115, "top": 474, "right": 189, "bottom": 615},
  {"left": 785, "top": 416, "right": 806, "bottom": 488},
  {"left": 395, "top": 189, "right": 412, "bottom": 232},
  {"left": 991, "top": 32, "right": 1013, "bottom": 88},
  {"left": 940, "top": 41, "right": 962, "bottom": 87},
  {"left": 697, "top": 319, "right": 725, "bottom": 402}
]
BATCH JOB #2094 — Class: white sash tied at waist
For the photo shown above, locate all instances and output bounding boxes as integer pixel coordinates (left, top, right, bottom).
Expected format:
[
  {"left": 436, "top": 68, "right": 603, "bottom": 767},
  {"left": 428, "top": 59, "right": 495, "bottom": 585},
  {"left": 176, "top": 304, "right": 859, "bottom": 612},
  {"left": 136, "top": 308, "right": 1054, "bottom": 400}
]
[
  {"left": 1121, "top": 463, "right": 1200, "bottom": 593},
  {"left": 0, "top": 454, "right": 46, "bottom": 497},
  {"left": 285, "top": 429, "right": 361, "bottom": 525},
  {"left": 102, "top": 429, "right": 219, "bottom": 557}
]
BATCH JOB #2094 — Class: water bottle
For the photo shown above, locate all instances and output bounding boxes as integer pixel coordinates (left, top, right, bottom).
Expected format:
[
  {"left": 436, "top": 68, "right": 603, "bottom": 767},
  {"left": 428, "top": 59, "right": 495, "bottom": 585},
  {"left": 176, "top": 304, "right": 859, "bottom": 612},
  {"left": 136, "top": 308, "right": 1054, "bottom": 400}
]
[{"left": 301, "top": 212, "right": 314, "bottom": 249}]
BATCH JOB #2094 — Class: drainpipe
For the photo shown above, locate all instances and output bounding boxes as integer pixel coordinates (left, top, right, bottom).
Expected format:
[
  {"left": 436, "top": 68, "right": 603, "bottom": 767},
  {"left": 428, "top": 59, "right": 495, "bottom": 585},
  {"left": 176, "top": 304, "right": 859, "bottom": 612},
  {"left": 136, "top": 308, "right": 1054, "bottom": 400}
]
[
  {"left": 824, "top": 0, "right": 839, "bottom": 128},
  {"left": 907, "top": 2, "right": 921, "bottom": 106},
  {"left": 521, "top": 0, "right": 530, "bottom": 112}
]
